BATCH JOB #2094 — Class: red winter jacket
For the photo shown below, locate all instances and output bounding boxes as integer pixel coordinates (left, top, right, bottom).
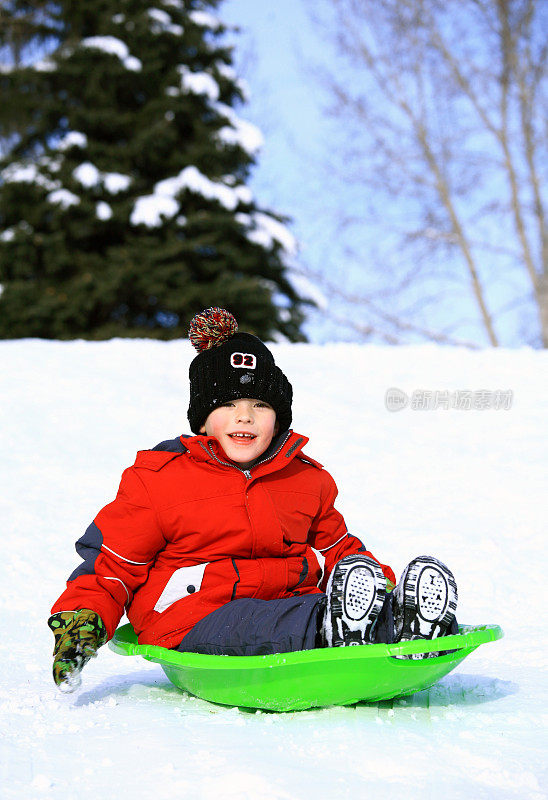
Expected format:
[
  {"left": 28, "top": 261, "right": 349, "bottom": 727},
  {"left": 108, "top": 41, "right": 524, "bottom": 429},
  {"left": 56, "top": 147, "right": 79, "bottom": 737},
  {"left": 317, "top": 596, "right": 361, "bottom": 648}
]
[{"left": 52, "top": 431, "right": 395, "bottom": 649}]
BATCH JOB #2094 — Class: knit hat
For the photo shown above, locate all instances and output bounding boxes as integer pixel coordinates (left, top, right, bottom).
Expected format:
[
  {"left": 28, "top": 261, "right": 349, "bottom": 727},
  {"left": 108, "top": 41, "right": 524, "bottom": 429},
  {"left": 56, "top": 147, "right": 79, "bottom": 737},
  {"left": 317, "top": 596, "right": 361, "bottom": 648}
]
[{"left": 187, "top": 307, "right": 293, "bottom": 434}]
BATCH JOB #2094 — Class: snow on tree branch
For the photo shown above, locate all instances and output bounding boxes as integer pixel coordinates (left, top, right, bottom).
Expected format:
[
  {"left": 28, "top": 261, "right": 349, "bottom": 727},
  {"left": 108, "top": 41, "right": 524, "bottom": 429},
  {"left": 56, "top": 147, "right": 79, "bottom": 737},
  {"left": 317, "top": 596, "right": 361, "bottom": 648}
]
[{"left": 80, "top": 37, "right": 142, "bottom": 72}]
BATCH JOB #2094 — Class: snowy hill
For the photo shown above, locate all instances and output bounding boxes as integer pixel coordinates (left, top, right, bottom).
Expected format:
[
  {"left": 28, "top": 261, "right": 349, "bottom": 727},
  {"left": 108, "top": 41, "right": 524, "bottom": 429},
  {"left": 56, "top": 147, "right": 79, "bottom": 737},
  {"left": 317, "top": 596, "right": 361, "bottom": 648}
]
[{"left": 1, "top": 339, "right": 547, "bottom": 800}]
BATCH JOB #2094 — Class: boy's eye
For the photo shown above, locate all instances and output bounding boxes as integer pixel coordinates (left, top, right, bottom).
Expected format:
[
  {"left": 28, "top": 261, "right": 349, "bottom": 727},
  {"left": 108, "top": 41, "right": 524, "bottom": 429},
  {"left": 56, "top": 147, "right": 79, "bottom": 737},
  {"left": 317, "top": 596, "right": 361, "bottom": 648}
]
[{"left": 219, "top": 400, "right": 272, "bottom": 409}]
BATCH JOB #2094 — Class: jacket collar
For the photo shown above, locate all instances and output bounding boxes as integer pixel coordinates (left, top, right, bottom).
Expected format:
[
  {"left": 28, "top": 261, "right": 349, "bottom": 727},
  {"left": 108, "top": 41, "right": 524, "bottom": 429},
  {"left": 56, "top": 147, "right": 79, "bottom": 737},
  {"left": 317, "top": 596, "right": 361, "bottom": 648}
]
[{"left": 181, "top": 430, "right": 322, "bottom": 475}]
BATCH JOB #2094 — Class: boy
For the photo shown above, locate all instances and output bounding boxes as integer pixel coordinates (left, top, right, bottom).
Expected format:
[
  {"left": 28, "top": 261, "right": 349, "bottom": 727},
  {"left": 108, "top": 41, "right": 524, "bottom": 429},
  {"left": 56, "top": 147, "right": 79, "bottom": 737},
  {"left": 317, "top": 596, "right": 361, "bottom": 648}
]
[{"left": 49, "top": 308, "right": 458, "bottom": 691}]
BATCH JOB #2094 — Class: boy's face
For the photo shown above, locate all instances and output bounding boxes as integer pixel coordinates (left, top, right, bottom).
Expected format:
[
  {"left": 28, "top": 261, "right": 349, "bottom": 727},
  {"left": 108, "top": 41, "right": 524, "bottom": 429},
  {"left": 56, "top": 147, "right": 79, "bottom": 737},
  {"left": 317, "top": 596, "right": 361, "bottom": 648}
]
[{"left": 199, "top": 398, "right": 278, "bottom": 466}]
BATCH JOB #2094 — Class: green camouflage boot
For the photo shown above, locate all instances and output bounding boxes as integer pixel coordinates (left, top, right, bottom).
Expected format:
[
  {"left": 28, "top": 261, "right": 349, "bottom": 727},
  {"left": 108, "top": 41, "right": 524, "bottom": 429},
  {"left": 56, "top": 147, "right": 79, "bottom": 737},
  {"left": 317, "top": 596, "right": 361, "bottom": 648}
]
[{"left": 48, "top": 610, "right": 107, "bottom": 692}]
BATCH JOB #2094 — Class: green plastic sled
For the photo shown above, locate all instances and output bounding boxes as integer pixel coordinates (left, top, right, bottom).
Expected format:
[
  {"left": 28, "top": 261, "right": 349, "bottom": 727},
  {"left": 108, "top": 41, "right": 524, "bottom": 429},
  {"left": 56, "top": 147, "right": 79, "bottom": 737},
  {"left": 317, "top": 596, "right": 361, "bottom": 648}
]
[{"left": 109, "top": 622, "right": 503, "bottom": 712}]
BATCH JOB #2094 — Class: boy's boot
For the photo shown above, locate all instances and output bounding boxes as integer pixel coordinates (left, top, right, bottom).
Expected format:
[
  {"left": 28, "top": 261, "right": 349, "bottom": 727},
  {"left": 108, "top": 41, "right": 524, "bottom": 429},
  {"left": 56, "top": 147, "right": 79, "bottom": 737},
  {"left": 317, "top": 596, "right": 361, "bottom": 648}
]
[
  {"left": 322, "top": 554, "right": 387, "bottom": 647},
  {"left": 392, "top": 556, "right": 458, "bottom": 659}
]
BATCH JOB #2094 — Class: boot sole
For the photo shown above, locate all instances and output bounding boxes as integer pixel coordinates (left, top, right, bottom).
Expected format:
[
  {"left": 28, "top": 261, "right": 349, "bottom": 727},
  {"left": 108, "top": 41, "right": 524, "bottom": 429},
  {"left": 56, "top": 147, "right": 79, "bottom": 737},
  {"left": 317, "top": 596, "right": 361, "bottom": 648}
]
[
  {"left": 394, "top": 556, "right": 458, "bottom": 659},
  {"left": 325, "top": 555, "right": 386, "bottom": 647}
]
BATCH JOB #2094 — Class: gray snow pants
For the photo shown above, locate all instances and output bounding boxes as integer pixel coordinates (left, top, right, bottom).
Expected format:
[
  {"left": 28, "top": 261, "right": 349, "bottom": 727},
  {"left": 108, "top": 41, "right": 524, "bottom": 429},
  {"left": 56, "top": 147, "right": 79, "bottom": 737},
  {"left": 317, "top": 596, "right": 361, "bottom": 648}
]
[{"left": 176, "top": 592, "right": 400, "bottom": 656}]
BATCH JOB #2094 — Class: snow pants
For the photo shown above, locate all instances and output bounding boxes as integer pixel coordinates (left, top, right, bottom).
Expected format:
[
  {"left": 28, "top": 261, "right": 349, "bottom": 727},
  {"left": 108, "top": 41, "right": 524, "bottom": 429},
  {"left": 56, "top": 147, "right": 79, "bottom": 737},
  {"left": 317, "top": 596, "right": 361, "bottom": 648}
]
[{"left": 176, "top": 592, "right": 400, "bottom": 656}]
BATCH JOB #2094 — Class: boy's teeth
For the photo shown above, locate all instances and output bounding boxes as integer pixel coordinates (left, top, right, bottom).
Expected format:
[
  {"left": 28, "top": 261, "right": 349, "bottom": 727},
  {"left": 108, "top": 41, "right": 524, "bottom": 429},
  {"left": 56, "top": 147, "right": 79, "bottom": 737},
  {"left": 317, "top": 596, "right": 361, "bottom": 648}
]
[{"left": 230, "top": 433, "right": 255, "bottom": 438}]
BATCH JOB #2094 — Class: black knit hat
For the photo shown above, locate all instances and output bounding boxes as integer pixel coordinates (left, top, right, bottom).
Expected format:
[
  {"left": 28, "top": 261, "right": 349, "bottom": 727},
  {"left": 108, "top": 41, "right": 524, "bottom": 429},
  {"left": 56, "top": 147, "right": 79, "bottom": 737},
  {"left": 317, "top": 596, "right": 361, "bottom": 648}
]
[{"left": 187, "top": 307, "right": 293, "bottom": 434}]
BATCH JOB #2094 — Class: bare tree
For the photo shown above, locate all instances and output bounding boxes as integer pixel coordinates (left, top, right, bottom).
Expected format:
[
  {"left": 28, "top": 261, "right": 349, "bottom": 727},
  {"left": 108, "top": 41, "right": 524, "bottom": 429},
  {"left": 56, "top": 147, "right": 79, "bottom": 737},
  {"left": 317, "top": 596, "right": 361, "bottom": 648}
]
[{"left": 305, "top": 0, "right": 547, "bottom": 347}]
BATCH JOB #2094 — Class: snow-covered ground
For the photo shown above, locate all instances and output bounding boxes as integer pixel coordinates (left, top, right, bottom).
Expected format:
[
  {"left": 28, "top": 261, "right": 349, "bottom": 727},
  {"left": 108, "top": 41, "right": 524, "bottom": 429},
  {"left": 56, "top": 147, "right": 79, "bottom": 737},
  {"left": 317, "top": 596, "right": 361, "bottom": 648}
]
[{"left": 1, "top": 339, "right": 546, "bottom": 800}]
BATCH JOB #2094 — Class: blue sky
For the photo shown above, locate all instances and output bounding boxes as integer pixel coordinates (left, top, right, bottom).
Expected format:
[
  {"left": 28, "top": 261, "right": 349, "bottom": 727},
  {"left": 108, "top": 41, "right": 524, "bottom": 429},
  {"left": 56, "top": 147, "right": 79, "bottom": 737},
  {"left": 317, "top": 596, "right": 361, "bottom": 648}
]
[
  {"left": 221, "top": 0, "right": 344, "bottom": 342},
  {"left": 221, "top": 0, "right": 326, "bottom": 206},
  {"left": 219, "top": 1, "right": 486, "bottom": 346},
  {"left": 219, "top": 1, "right": 543, "bottom": 349}
]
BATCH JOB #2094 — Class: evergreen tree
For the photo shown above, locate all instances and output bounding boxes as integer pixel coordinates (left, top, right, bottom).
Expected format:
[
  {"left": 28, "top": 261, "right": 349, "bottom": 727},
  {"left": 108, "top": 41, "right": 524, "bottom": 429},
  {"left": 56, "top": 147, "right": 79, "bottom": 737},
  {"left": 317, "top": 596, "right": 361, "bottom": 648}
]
[{"left": 0, "top": 0, "right": 307, "bottom": 340}]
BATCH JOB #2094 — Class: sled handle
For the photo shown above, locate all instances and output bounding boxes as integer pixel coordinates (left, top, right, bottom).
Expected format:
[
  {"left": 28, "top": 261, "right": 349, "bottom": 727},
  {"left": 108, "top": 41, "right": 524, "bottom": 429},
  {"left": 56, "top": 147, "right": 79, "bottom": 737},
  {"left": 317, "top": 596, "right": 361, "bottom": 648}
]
[{"left": 384, "top": 624, "right": 502, "bottom": 658}]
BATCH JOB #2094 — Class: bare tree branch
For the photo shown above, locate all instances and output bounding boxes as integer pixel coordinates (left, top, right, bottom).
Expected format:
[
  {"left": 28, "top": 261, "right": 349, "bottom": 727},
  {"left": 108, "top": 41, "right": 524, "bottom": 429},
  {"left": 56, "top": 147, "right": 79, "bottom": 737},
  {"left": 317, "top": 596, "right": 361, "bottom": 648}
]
[
  {"left": 304, "top": 0, "right": 547, "bottom": 346},
  {"left": 293, "top": 264, "right": 481, "bottom": 348}
]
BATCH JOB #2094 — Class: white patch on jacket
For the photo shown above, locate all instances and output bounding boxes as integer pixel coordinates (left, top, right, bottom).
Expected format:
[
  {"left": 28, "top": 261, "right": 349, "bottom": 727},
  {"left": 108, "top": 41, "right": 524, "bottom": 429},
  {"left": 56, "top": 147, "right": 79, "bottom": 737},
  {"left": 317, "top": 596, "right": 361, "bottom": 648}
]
[{"left": 154, "top": 563, "right": 209, "bottom": 613}]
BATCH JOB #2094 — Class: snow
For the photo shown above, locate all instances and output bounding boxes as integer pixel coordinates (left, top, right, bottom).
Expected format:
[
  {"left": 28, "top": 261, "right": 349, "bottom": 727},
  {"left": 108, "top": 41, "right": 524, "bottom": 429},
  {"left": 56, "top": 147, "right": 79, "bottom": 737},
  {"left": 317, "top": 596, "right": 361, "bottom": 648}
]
[
  {"left": 148, "top": 8, "right": 184, "bottom": 36},
  {"left": 164, "top": 166, "right": 251, "bottom": 210},
  {"left": 148, "top": 8, "right": 171, "bottom": 26},
  {"left": 33, "top": 58, "right": 57, "bottom": 72},
  {"left": 56, "top": 131, "right": 88, "bottom": 151},
  {"left": 47, "top": 188, "right": 80, "bottom": 209},
  {"left": 1, "top": 162, "right": 59, "bottom": 191},
  {"left": 216, "top": 62, "right": 250, "bottom": 101},
  {"left": 96, "top": 201, "right": 113, "bottom": 221},
  {"left": 238, "top": 211, "right": 297, "bottom": 255},
  {"left": 215, "top": 103, "right": 264, "bottom": 155},
  {"left": 72, "top": 164, "right": 131, "bottom": 194},
  {"left": 1, "top": 221, "right": 32, "bottom": 241},
  {"left": 164, "top": 81, "right": 256, "bottom": 147},
  {"left": 73, "top": 162, "right": 101, "bottom": 189},
  {"left": 216, "top": 62, "right": 237, "bottom": 81},
  {"left": 131, "top": 166, "right": 253, "bottom": 226},
  {"left": 130, "top": 194, "right": 179, "bottom": 227},
  {"left": 188, "top": 10, "right": 222, "bottom": 30},
  {"left": 38, "top": 155, "right": 62, "bottom": 173},
  {"left": 102, "top": 172, "right": 132, "bottom": 194},
  {"left": 235, "top": 185, "right": 253, "bottom": 205},
  {"left": 80, "top": 36, "right": 142, "bottom": 72},
  {"left": 1, "top": 339, "right": 546, "bottom": 800},
  {"left": 177, "top": 65, "right": 220, "bottom": 101}
]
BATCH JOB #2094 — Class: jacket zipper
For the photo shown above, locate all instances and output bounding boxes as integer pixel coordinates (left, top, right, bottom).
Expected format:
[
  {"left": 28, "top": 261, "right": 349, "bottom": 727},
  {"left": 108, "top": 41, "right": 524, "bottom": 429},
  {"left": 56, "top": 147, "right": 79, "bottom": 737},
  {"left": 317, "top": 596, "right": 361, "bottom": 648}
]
[
  {"left": 244, "top": 430, "right": 292, "bottom": 475},
  {"left": 199, "top": 431, "right": 292, "bottom": 480},
  {"left": 200, "top": 431, "right": 293, "bottom": 572}
]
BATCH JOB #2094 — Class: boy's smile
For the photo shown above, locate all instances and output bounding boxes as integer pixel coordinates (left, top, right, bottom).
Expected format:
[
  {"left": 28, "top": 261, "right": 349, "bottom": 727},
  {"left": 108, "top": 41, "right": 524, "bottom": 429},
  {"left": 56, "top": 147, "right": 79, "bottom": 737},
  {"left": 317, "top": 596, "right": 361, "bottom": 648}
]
[{"left": 200, "top": 398, "right": 278, "bottom": 468}]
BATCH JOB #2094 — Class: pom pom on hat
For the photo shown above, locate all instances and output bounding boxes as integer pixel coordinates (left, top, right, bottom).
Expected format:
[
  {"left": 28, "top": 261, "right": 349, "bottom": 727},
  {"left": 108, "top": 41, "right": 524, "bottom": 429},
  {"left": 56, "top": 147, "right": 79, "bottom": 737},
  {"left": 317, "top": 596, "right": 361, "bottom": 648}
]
[
  {"left": 187, "top": 305, "right": 293, "bottom": 434},
  {"left": 189, "top": 307, "right": 238, "bottom": 352}
]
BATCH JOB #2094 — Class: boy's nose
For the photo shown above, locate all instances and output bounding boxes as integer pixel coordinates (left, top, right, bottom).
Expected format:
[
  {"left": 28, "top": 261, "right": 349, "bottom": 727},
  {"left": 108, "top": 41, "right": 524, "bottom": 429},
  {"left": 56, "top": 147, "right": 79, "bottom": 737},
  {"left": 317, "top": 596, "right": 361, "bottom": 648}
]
[{"left": 235, "top": 403, "right": 253, "bottom": 422}]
